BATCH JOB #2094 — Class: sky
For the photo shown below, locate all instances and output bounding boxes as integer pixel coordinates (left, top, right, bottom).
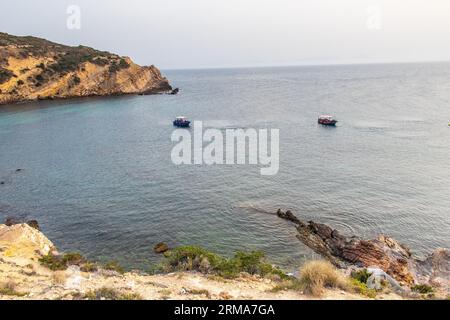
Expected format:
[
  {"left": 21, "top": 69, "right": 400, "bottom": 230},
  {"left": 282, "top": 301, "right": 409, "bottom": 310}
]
[{"left": 1, "top": 0, "right": 450, "bottom": 69}]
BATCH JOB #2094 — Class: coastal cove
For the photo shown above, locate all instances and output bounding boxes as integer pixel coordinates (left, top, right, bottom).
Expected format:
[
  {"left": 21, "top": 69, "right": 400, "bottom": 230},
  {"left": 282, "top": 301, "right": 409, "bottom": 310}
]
[{"left": 1, "top": 63, "right": 450, "bottom": 272}]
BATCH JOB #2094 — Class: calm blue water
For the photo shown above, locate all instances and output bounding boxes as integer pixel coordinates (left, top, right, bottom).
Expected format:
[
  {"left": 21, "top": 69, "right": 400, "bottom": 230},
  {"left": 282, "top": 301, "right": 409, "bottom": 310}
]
[{"left": 1, "top": 63, "right": 450, "bottom": 271}]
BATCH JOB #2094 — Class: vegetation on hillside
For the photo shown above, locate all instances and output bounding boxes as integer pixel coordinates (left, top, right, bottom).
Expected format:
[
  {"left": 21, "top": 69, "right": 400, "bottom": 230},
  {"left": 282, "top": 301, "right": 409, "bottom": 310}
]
[
  {"left": 39, "top": 252, "right": 89, "bottom": 271},
  {"left": 0, "top": 32, "right": 130, "bottom": 85},
  {"left": 154, "top": 245, "right": 288, "bottom": 279},
  {"left": 0, "top": 67, "right": 15, "bottom": 84}
]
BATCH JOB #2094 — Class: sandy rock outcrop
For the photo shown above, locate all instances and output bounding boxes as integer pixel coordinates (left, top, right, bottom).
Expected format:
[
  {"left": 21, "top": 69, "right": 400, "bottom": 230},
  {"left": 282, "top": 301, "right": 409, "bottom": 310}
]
[{"left": 0, "top": 223, "right": 55, "bottom": 264}]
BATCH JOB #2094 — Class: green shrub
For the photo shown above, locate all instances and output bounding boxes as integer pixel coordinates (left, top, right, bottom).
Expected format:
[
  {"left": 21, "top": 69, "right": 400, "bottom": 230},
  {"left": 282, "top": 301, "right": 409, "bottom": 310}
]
[
  {"left": 80, "top": 261, "right": 98, "bottom": 272},
  {"left": 91, "top": 57, "right": 109, "bottom": 66},
  {"left": 350, "top": 278, "right": 377, "bottom": 298},
  {"left": 351, "top": 268, "right": 371, "bottom": 284},
  {"left": 411, "top": 284, "right": 434, "bottom": 294},
  {"left": 108, "top": 58, "right": 129, "bottom": 73},
  {"left": 62, "top": 252, "right": 85, "bottom": 265},
  {"left": 0, "top": 68, "right": 14, "bottom": 84},
  {"left": 39, "top": 252, "right": 87, "bottom": 271},
  {"left": 70, "top": 75, "right": 81, "bottom": 86},
  {"left": 218, "top": 251, "right": 286, "bottom": 278},
  {"left": 39, "top": 253, "right": 67, "bottom": 271},
  {"left": 160, "top": 246, "right": 287, "bottom": 279},
  {"left": 104, "top": 261, "right": 125, "bottom": 274},
  {"left": 118, "top": 58, "right": 129, "bottom": 69},
  {"left": 348, "top": 268, "right": 378, "bottom": 298},
  {"left": 163, "top": 245, "right": 222, "bottom": 273}
]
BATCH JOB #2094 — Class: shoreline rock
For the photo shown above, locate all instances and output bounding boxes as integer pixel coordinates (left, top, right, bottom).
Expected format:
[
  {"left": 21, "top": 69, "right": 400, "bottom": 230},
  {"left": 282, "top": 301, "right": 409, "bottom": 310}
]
[
  {"left": 5, "top": 218, "right": 40, "bottom": 230},
  {"left": 276, "top": 209, "right": 449, "bottom": 293},
  {"left": 153, "top": 242, "right": 169, "bottom": 254}
]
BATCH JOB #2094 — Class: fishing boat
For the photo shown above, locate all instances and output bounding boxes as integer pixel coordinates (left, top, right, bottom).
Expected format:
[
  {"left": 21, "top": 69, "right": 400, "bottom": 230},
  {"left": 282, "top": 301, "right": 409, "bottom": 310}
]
[
  {"left": 318, "top": 115, "right": 338, "bottom": 126},
  {"left": 173, "top": 116, "right": 191, "bottom": 127}
]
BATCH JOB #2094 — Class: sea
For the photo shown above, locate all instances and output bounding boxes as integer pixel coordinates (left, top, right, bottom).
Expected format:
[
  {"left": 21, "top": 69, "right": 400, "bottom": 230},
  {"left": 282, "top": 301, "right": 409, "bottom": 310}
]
[{"left": 1, "top": 62, "right": 449, "bottom": 271}]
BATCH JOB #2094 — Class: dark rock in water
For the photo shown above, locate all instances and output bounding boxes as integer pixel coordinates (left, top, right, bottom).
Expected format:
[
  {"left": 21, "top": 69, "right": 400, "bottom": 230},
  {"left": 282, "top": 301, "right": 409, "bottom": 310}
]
[
  {"left": 276, "top": 208, "right": 449, "bottom": 289},
  {"left": 0, "top": 181, "right": 4, "bottom": 185},
  {"left": 276, "top": 209, "right": 300, "bottom": 224},
  {"left": 5, "top": 217, "right": 20, "bottom": 226},
  {"left": 169, "top": 88, "right": 179, "bottom": 95},
  {"left": 4, "top": 217, "right": 40, "bottom": 230},
  {"left": 154, "top": 242, "right": 169, "bottom": 253},
  {"left": 26, "top": 220, "right": 40, "bottom": 230}
]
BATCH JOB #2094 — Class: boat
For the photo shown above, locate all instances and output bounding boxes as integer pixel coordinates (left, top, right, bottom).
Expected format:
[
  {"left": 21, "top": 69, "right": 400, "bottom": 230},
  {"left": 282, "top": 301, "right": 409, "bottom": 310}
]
[
  {"left": 173, "top": 116, "right": 191, "bottom": 127},
  {"left": 318, "top": 115, "right": 338, "bottom": 126}
]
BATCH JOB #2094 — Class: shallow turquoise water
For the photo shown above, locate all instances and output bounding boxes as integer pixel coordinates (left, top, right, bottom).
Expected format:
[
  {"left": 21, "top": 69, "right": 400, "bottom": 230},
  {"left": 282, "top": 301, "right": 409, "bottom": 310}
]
[{"left": 1, "top": 63, "right": 449, "bottom": 271}]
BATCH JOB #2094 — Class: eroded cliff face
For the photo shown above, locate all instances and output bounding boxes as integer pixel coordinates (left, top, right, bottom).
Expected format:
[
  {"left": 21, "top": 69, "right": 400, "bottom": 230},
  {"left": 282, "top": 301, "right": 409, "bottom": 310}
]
[{"left": 0, "top": 33, "right": 172, "bottom": 105}]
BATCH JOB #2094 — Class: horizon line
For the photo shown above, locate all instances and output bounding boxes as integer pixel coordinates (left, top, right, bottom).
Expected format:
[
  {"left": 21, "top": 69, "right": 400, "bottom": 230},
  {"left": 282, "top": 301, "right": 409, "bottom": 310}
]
[{"left": 161, "top": 59, "right": 450, "bottom": 72}]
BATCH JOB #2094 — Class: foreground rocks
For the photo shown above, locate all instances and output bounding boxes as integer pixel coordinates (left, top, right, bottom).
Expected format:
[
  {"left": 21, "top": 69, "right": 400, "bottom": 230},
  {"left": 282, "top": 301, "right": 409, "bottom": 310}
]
[
  {"left": 0, "top": 223, "right": 389, "bottom": 300},
  {"left": 5, "top": 218, "right": 40, "bottom": 230},
  {"left": 154, "top": 242, "right": 169, "bottom": 254},
  {"left": 276, "top": 209, "right": 450, "bottom": 293},
  {"left": 0, "top": 223, "right": 55, "bottom": 263}
]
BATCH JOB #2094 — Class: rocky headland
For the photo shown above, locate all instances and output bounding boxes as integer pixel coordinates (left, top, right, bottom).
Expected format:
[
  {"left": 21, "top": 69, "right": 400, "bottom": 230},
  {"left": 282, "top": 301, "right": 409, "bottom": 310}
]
[{"left": 0, "top": 33, "right": 172, "bottom": 105}]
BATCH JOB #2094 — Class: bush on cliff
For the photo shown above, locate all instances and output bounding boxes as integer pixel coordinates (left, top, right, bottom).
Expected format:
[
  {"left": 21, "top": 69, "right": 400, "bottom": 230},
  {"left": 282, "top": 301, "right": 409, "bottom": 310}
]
[
  {"left": 0, "top": 67, "right": 14, "bottom": 85},
  {"left": 349, "top": 268, "right": 377, "bottom": 298},
  {"left": 350, "top": 268, "right": 371, "bottom": 284},
  {"left": 39, "top": 253, "right": 67, "bottom": 271},
  {"left": 218, "top": 251, "right": 286, "bottom": 278},
  {"left": 411, "top": 284, "right": 433, "bottom": 294},
  {"left": 103, "top": 261, "right": 125, "bottom": 274},
  {"left": 39, "top": 252, "right": 87, "bottom": 271},
  {"left": 158, "top": 246, "right": 287, "bottom": 279},
  {"left": 350, "top": 278, "right": 377, "bottom": 298}
]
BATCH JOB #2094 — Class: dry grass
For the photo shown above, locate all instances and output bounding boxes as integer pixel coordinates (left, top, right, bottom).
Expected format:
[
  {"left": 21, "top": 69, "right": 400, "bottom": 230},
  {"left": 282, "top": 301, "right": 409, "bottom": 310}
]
[
  {"left": 0, "top": 280, "right": 17, "bottom": 293},
  {"left": 187, "top": 288, "right": 211, "bottom": 298},
  {"left": 52, "top": 271, "right": 67, "bottom": 285},
  {"left": 84, "top": 287, "right": 142, "bottom": 300},
  {"left": 0, "top": 280, "right": 27, "bottom": 297},
  {"left": 299, "top": 260, "right": 349, "bottom": 297}
]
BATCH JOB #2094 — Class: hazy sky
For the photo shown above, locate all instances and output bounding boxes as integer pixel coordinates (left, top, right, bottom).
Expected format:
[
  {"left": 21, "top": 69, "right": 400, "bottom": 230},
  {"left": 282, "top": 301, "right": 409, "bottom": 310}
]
[{"left": 1, "top": 0, "right": 450, "bottom": 69}]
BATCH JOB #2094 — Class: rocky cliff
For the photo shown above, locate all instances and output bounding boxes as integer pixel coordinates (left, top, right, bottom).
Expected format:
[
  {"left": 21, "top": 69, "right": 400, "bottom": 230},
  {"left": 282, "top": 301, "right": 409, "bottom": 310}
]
[
  {"left": 276, "top": 209, "right": 450, "bottom": 294},
  {"left": 0, "top": 33, "right": 172, "bottom": 105}
]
